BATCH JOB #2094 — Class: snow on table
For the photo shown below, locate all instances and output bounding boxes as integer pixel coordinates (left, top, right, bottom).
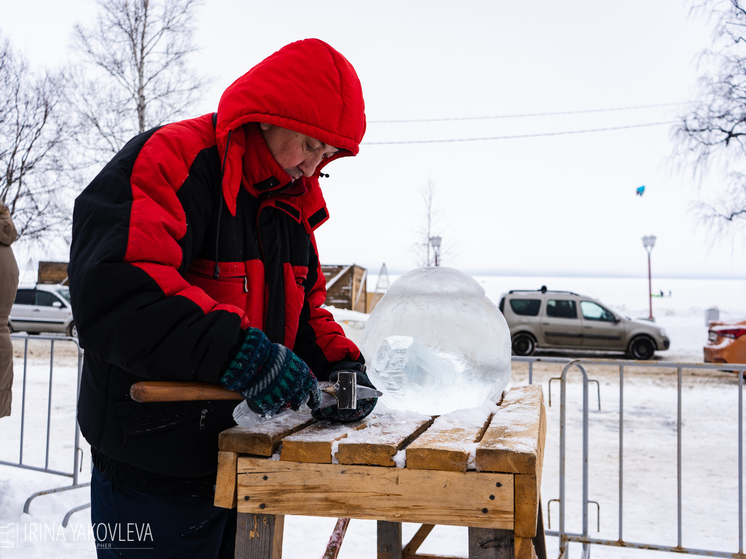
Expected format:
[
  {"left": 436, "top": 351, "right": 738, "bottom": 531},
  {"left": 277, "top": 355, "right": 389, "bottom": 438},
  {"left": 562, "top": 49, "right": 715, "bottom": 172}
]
[
  {"left": 406, "top": 402, "right": 498, "bottom": 471},
  {"left": 335, "top": 410, "right": 433, "bottom": 466},
  {"left": 281, "top": 418, "right": 369, "bottom": 464},
  {"left": 218, "top": 409, "right": 315, "bottom": 457}
]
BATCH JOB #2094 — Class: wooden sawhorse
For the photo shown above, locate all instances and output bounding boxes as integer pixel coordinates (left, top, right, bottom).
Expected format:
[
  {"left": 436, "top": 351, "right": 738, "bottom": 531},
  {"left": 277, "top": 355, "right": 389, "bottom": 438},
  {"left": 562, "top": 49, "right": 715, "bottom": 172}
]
[{"left": 215, "top": 385, "right": 547, "bottom": 559}]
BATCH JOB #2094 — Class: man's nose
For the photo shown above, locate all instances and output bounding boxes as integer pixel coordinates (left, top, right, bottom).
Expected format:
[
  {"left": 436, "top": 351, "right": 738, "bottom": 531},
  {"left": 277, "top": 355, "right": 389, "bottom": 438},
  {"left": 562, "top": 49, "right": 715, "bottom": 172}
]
[{"left": 299, "top": 153, "right": 324, "bottom": 177}]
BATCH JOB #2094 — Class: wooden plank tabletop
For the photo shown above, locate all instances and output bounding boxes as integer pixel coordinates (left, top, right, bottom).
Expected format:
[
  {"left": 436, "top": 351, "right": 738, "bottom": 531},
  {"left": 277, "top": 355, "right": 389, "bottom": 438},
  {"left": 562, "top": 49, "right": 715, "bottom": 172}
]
[
  {"left": 216, "top": 384, "right": 546, "bottom": 536},
  {"left": 406, "top": 402, "right": 497, "bottom": 472},
  {"left": 476, "top": 385, "right": 546, "bottom": 474},
  {"left": 336, "top": 412, "right": 433, "bottom": 466},
  {"left": 216, "top": 385, "right": 545, "bottom": 474},
  {"left": 280, "top": 419, "right": 368, "bottom": 464},
  {"left": 218, "top": 409, "right": 315, "bottom": 456}
]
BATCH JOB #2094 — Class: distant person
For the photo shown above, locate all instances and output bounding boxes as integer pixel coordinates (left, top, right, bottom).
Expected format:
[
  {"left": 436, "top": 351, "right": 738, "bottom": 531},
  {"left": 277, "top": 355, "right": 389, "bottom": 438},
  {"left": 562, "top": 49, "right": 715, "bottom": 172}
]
[
  {"left": 0, "top": 202, "right": 19, "bottom": 418},
  {"left": 69, "top": 39, "right": 377, "bottom": 557}
]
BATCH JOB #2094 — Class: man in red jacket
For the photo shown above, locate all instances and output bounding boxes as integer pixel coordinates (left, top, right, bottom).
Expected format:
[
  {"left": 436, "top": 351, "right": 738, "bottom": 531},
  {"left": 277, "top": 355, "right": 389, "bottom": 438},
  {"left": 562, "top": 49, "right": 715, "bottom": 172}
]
[{"left": 69, "top": 39, "right": 376, "bottom": 557}]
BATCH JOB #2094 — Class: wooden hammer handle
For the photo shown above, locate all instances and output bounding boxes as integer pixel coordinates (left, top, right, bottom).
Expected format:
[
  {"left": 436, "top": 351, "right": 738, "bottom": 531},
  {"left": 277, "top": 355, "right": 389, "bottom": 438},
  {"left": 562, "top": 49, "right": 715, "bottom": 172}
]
[{"left": 129, "top": 381, "right": 243, "bottom": 403}]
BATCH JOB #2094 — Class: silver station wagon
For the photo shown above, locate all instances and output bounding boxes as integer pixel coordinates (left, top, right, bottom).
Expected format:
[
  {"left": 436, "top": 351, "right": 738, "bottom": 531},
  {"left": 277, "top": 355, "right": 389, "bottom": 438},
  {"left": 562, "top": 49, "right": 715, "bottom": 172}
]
[
  {"left": 498, "top": 287, "right": 670, "bottom": 360},
  {"left": 9, "top": 284, "right": 77, "bottom": 337}
]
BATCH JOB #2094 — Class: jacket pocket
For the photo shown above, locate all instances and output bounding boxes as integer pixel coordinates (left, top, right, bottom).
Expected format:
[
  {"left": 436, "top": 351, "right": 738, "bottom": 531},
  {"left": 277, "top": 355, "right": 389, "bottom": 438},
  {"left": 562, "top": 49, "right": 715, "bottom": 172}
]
[
  {"left": 116, "top": 401, "right": 213, "bottom": 441},
  {"left": 185, "top": 260, "right": 248, "bottom": 311}
]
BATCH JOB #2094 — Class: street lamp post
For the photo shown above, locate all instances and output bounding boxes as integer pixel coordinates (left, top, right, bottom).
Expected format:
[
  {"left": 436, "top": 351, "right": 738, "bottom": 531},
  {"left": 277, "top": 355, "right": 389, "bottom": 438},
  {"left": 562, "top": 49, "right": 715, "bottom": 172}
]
[
  {"left": 429, "top": 236, "right": 442, "bottom": 267},
  {"left": 642, "top": 235, "right": 656, "bottom": 320}
]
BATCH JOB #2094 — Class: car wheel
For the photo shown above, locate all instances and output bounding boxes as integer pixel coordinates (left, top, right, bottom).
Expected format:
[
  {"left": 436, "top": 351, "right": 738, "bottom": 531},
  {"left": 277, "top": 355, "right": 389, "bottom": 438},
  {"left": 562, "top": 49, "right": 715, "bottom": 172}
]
[
  {"left": 628, "top": 337, "right": 655, "bottom": 360},
  {"left": 512, "top": 333, "right": 536, "bottom": 356},
  {"left": 7, "top": 322, "right": 13, "bottom": 333},
  {"left": 66, "top": 322, "right": 78, "bottom": 338}
]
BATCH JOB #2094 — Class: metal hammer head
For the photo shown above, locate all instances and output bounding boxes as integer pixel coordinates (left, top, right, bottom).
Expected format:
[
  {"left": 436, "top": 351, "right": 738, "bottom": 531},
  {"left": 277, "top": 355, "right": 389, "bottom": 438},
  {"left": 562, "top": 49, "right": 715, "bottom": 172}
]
[
  {"left": 319, "top": 371, "right": 382, "bottom": 410},
  {"left": 334, "top": 371, "right": 358, "bottom": 410}
]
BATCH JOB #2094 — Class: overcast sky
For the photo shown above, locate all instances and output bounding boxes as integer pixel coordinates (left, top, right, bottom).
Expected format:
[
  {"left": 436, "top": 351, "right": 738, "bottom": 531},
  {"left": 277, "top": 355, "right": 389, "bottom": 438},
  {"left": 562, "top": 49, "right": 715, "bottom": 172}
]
[{"left": 3, "top": 0, "right": 739, "bottom": 279}]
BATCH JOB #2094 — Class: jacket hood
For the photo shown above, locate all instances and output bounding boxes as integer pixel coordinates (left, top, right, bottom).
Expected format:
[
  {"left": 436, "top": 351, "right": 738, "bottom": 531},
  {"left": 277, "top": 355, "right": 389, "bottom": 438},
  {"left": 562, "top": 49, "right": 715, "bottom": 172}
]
[
  {"left": 215, "top": 39, "right": 366, "bottom": 215},
  {"left": 0, "top": 208, "right": 17, "bottom": 246}
]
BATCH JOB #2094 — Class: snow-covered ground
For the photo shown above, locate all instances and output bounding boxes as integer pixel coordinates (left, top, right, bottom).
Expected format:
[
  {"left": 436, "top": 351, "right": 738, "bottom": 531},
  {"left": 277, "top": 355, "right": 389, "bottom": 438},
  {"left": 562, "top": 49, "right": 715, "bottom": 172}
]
[{"left": 1, "top": 275, "right": 744, "bottom": 558}]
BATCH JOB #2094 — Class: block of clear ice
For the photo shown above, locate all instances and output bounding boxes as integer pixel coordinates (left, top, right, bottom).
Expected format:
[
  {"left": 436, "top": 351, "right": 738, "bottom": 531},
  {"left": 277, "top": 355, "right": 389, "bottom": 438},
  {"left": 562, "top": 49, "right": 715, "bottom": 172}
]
[{"left": 361, "top": 267, "right": 511, "bottom": 415}]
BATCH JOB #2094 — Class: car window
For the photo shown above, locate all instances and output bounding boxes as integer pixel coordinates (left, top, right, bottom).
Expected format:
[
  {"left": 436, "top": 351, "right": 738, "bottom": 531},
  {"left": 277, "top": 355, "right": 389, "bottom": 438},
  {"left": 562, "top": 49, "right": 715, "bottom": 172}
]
[
  {"left": 36, "top": 291, "right": 62, "bottom": 307},
  {"left": 14, "top": 289, "right": 34, "bottom": 305},
  {"left": 509, "top": 299, "right": 541, "bottom": 316},
  {"left": 581, "top": 301, "right": 616, "bottom": 322},
  {"left": 55, "top": 288, "right": 71, "bottom": 304},
  {"left": 546, "top": 299, "right": 577, "bottom": 319}
]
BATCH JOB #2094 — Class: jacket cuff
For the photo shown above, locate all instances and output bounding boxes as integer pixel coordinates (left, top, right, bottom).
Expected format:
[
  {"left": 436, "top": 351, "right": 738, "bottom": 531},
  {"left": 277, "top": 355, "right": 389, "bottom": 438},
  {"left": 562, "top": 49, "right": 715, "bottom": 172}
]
[
  {"left": 220, "top": 328, "right": 271, "bottom": 391},
  {"left": 329, "top": 357, "right": 365, "bottom": 374}
]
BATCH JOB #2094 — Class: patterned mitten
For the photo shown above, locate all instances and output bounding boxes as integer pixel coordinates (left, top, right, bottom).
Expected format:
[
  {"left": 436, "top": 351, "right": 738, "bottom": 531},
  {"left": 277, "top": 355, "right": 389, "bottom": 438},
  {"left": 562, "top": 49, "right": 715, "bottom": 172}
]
[{"left": 221, "top": 328, "right": 320, "bottom": 416}]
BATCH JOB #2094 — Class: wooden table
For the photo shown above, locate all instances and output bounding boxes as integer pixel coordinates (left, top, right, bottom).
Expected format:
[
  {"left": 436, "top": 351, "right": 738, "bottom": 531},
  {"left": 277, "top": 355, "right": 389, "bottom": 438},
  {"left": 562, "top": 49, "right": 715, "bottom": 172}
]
[{"left": 214, "top": 384, "right": 547, "bottom": 559}]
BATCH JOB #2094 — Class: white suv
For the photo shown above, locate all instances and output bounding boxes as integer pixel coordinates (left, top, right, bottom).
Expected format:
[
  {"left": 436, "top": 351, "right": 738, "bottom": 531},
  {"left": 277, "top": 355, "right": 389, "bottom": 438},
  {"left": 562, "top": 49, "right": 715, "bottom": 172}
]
[
  {"left": 9, "top": 284, "right": 76, "bottom": 337},
  {"left": 499, "top": 287, "right": 670, "bottom": 360}
]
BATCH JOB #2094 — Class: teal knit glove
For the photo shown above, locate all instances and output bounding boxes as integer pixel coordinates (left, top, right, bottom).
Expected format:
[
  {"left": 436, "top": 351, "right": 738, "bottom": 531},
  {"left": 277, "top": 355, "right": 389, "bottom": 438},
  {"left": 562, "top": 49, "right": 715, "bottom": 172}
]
[{"left": 221, "top": 328, "right": 321, "bottom": 416}]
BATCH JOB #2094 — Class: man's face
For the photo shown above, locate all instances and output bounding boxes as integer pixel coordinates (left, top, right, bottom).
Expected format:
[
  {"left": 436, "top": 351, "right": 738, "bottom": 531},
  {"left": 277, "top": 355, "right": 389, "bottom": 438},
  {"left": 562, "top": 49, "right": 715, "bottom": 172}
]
[{"left": 259, "top": 123, "right": 339, "bottom": 180}]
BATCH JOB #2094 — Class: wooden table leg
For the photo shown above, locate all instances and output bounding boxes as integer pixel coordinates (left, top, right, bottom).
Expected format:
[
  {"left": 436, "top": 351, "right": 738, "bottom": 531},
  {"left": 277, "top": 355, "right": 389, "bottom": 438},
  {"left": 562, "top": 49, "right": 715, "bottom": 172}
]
[
  {"left": 235, "top": 513, "right": 284, "bottom": 559},
  {"left": 469, "top": 527, "right": 515, "bottom": 559},
  {"left": 377, "top": 521, "right": 402, "bottom": 559},
  {"left": 532, "top": 501, "right": 547, "bottom": 559}
]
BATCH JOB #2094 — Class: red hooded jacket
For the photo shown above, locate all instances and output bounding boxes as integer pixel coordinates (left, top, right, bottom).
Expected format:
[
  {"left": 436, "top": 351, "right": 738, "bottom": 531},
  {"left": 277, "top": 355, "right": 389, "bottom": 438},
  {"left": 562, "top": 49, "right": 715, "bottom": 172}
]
[{"left": 69, "top": 39, "right": 366, "bottom": 492}]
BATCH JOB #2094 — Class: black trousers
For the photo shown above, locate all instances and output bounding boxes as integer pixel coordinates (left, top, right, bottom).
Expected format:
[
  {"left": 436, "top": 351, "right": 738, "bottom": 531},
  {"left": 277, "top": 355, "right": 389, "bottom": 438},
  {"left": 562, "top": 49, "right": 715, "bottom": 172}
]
[{"left": 90, "top": 466, "right": 237, "bottom": 558}]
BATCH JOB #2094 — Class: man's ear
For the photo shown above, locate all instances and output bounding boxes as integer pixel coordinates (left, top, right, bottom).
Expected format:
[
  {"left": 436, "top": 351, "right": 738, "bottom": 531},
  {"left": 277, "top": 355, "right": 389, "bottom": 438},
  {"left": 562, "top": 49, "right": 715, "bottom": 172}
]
[{"left": 259, "top": 122, "right": 271, "bottom": 131}]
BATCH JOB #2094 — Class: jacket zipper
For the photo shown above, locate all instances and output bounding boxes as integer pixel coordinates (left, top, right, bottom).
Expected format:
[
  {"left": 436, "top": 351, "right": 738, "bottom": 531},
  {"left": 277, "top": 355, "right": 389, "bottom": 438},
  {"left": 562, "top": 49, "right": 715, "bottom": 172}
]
[{"left": 199, "top": 409, "right": 207, "bottom": 429}]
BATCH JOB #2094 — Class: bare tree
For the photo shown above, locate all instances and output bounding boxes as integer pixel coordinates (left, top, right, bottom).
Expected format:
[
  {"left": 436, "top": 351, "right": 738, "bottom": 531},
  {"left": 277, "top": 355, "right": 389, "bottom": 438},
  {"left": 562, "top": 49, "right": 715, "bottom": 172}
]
[
  {"left": 68, "top": 0, "right": 208, "bottom": 162},
  {"left": 675, "top": 0, "right": 746, "bottom": 230},
  {"left": 411, "top": 180, "right": 453, "bottom": 267},
  {"left": 0, "top": 35, "right": 76, "bottom": 242}
]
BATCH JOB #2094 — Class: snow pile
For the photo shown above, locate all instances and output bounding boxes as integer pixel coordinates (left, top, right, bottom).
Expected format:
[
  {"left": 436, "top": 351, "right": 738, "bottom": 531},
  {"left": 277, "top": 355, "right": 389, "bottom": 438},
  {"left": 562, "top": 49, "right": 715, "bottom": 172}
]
[{"left": 324, "top": 306, "right": 368, "bottom": 346}]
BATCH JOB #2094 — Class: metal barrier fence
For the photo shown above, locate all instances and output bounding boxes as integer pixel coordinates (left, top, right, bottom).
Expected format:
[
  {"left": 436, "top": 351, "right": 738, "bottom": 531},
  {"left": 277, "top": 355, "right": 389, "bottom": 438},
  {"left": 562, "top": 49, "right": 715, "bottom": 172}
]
[
  {"left": 513, "top": 355, "right": 746, "bottom": 559},
  {"left": 4, "top": 334, "right": 89, "bottom": 525},
  {"left": 4, "top": 336, "right": 744, "bottom": 552}
]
